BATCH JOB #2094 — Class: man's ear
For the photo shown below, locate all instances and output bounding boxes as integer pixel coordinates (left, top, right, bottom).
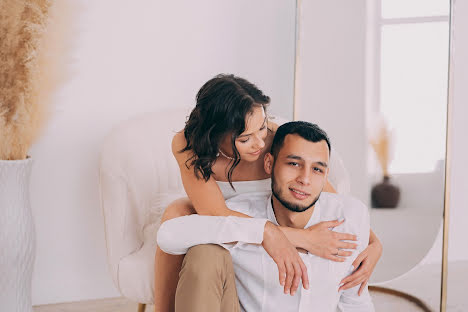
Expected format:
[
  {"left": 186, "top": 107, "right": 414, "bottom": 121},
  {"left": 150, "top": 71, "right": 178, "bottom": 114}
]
[{"left": 264, "top": 153, "right": 274, "bottom": 175}]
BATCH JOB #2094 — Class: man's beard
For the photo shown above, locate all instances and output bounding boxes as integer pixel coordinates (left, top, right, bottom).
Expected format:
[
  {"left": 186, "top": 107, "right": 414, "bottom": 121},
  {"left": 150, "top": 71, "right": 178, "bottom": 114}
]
[{"left": 271, "top": 170, "right": 321, "bottom": 213}]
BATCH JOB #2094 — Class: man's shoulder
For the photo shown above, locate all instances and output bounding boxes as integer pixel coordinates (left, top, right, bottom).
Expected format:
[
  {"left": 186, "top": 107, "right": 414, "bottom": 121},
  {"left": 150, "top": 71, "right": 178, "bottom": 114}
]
[
  {"left": 320, "top": 193, "right": 371, "bottom": 248},
  {"left": 319, "top": 193, "right": 369, "bottom": 222}
]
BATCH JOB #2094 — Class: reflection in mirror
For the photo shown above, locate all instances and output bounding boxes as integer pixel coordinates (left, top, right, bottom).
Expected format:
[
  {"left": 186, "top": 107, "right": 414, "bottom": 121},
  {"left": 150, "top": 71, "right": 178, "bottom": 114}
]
[{"left": 294, "top": 0, "right": 450, "bottom": 309}]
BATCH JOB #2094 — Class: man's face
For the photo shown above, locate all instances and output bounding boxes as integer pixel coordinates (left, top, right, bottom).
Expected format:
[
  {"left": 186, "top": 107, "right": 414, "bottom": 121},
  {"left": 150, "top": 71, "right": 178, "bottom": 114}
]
[{"left": 264, "top": 134, "right": 330, "bottom": 212}]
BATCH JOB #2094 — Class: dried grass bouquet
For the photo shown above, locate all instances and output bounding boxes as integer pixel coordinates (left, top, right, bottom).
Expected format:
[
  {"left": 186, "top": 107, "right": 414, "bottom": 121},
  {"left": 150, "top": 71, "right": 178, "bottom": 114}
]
[
  {"left": 369, "top": 116, "right": 394, "bottom": 177},
  {"left": 0, "top": 0, "right": 74, "bottom": 160}
]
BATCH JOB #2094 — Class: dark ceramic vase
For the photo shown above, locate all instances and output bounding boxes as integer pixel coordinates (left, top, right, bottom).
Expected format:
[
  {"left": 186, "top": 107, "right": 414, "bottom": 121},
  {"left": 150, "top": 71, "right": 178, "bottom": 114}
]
[{"left": 371, "top": 175, "right": 400, "bottom": 208}]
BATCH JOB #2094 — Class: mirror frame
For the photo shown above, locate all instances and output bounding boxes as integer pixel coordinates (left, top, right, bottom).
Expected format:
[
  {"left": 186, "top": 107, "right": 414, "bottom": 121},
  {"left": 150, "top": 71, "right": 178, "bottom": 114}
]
[{"left": 440, "top": 0, "right": 455, "bottom": 310}]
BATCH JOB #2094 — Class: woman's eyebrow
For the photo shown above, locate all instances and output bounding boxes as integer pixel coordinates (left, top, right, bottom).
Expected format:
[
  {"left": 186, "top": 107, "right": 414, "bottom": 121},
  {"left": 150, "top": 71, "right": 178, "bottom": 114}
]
[{"left": 238, "top": 117, "right": 268, "bottom": 138}]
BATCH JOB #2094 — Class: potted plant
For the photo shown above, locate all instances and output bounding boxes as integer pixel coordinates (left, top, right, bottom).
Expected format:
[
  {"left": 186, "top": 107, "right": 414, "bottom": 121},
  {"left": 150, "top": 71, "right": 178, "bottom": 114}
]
[{"left": 0, "top": 1, "right": 73, "bottom": 310}]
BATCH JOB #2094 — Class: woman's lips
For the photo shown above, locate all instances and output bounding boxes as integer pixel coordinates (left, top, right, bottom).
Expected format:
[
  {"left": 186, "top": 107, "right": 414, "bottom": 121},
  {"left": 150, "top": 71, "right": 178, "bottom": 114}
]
[
  {"left": 250, "top": 149, "right": 262, "bottom": 155},
  {"left": 289, "top": 187, "right": 310, "bottom": 200}
]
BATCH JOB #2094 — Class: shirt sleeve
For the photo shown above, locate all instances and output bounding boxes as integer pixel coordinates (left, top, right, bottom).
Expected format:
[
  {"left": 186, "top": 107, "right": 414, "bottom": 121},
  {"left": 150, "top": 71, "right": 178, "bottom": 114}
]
[
  {"left": 338, "top": 198, "right": 375, "bottom": 312},
  {"left": 157, "top": 215, "right": 268, "bottom": 255}
]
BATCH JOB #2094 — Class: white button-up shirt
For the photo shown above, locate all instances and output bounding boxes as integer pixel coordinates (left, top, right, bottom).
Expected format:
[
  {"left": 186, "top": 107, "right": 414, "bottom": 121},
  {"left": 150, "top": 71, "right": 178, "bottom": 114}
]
[{"left": 157, "top": 191, "right": 375, "bottom": 312}]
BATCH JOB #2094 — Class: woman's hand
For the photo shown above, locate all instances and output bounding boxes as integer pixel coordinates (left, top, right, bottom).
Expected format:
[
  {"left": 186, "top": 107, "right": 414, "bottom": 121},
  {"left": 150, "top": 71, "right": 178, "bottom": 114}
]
[
  {"left": 338, "top": 238, "right": 383, "bottom": 295},
  {"left": 262, "top": 221, "right": 309, "bottom": 296},
  {"left": 288, "top": 219, "right": 358, "bottom": 261}
]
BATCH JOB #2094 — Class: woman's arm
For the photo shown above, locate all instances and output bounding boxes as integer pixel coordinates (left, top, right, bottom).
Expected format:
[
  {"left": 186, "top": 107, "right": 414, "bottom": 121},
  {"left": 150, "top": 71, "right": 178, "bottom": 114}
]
[
  {"left": 339, "top": 229, "right": 383, "bottom": 295},
  {"left": 172, "top": 132, "right": 247, "bottom": 217},
  {"left": 157, "top": 215, "right": 268, "bottom": 254}
]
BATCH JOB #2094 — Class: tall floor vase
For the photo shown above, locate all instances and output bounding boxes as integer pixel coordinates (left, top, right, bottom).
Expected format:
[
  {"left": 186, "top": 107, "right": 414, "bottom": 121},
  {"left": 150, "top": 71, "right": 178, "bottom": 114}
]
[{"left": 0, "top": 158, "right": 36, "bottom": 312}]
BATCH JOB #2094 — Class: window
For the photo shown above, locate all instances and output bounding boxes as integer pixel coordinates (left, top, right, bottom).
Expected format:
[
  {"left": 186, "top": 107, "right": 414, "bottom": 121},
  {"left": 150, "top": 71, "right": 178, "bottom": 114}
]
[{"left": 369, "top": 0, "right": 450, "bottom": 174}]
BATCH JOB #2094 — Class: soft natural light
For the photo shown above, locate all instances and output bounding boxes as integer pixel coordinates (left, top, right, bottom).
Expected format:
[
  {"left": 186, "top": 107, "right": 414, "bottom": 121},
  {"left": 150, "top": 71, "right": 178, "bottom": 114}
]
[
  {"left": 380, "top": 22, "right": 449, "bottom": 173},
  {"left": 382, "top": 0, "right": 450, "bottom": 18}
]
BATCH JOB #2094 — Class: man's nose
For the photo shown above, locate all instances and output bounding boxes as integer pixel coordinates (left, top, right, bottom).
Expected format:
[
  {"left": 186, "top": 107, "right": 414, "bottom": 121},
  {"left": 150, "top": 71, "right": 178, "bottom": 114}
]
[{"left": 296, "top": 168, "right": 312, "bottom": 185}]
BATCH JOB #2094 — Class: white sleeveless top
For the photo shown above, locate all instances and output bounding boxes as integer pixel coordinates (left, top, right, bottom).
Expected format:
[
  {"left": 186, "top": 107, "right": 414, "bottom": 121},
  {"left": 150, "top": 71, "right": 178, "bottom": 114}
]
[{"left": 216, "top": 178, "right": 271, "bottom": 200}]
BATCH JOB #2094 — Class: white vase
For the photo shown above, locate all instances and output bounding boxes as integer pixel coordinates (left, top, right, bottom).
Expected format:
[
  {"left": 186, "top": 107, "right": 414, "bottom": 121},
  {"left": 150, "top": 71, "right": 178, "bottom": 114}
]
[{"left": 0, "top": 158, "right": 36, "bottom": 312}]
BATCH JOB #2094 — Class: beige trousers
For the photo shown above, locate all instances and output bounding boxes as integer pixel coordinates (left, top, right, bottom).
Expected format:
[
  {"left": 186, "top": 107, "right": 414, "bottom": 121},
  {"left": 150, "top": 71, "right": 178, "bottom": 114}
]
[{"left": 175, "top": 244, "right": 240, "bottom": 312}]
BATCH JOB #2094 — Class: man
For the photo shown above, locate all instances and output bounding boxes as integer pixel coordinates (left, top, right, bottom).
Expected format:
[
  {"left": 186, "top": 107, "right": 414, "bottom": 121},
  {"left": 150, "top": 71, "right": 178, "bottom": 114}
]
[{"left": 157, "top": 121, "right": 375, "bottom": 312}]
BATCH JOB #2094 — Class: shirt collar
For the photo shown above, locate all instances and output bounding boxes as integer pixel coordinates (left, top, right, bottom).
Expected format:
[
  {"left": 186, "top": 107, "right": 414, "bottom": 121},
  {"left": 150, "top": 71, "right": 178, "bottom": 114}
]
[{"left": 266, "top": 194, "right": 322, "bottom": 229}]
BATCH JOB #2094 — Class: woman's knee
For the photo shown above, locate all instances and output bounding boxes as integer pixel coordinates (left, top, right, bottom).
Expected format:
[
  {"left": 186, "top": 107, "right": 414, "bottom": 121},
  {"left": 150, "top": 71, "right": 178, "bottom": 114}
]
[{"left": 161, "top": 198, "right": 195, "bottom": 222}]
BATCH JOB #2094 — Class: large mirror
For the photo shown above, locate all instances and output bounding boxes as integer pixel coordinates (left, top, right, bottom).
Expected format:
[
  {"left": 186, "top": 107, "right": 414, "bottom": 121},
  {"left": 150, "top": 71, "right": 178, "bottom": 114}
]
[{"left": 295, "top": 0, "right": 451, "bottom": 310}]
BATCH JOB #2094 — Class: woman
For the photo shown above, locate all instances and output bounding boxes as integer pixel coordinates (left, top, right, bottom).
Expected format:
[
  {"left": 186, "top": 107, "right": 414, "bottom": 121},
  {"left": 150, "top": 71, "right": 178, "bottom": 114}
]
[{"left": 154, "top": 74, "right": 382, "bottom": 311}]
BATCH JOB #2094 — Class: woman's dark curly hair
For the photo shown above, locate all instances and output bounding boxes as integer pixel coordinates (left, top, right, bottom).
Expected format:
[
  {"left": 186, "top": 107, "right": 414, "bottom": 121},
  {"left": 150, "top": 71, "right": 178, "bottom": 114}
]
[{"left": 180, "top": 74, "right": 270, "bottom": 187}]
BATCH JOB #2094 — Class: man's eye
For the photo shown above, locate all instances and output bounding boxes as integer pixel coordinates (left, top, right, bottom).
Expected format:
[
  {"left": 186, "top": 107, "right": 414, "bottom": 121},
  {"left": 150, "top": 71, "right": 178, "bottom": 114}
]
[
  {"left": 288, "top": 162, "right": 299, "bottom": 167},
  {"left": 314, "top": 167, "right": 323, "bottom": 173}
]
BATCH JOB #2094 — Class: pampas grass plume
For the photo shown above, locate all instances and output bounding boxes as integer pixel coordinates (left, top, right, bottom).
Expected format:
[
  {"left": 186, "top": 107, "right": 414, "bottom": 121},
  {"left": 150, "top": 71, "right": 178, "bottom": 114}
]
[
  {"left": 369, "top": 117, "right": 393, "bottom": 177},
  {"left": 0, "top": 0, "right": 76, "bottom": 160}
]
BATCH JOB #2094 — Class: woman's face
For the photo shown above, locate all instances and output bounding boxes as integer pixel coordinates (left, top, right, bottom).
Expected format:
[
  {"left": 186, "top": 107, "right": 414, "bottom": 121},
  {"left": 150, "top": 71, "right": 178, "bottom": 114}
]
[{"left": 219, "top": 106, "right": 268, "bottom": 162}]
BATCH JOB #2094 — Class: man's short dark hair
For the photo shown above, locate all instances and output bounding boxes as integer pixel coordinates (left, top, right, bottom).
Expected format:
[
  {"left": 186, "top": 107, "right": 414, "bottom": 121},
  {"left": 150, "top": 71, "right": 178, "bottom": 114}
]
[{"left": 270, "top": 121, "right": 331, "bottom": 158}]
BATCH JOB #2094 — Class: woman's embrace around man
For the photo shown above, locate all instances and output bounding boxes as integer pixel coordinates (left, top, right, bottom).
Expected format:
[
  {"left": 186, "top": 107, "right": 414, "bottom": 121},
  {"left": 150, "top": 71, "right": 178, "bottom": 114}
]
[{"left": 153, "top": 74, "right": 382, "bottom": 312}]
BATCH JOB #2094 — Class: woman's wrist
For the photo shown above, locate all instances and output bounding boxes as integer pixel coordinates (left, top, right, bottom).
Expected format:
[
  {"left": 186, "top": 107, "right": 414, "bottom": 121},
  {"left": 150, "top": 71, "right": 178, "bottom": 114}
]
[
  {"left": 277, "top": 226, "right": 306, "bottom": 248},
  {"left": 369, "top": 230, "right": 383, "bottom": 254},
  {"left": 369, "top": 237, "right": 383, "bottom": 257}
]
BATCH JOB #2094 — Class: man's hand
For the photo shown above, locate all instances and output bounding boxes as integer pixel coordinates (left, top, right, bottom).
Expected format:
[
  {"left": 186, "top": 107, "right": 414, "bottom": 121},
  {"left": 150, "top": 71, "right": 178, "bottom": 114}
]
[
  {"left": 262, "top": 221, "right": 309, "bottom": 296},
  {"left": 302, "top": 219, "right": 358, "bottom": 261}
]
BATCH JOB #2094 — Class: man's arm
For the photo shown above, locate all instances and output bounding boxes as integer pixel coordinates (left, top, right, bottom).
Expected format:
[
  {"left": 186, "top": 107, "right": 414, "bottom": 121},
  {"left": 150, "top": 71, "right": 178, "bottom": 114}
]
[{"left": 157, "top": 215, "right": 268, "bottom": 255}]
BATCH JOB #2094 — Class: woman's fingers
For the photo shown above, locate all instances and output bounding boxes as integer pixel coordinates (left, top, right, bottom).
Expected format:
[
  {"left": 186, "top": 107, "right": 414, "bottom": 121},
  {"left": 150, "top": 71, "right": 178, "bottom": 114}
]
[
  {"left": 277, "top": 261, "right": 286, "bottom": 286},
  {"left": 327, "top": 255, "right": 346, "bottom": 262},
  {"left": 299, "top": 258, "right": 309, "bottom": 290},
  {"left": 320, "top": 219, "right": 345, "bottom": 229},
  {"left": 335, "top": 232, "right": 358, "bottom": 241},
  {"left": 284, "top": 262, "right": 294, "bottom": 294},
  {"left": 278, "top": 254, "right": 308, "bottom": 295},
  {"left": 290, "top": 261, "right": 302, "bottom": 295},
  {"left": 352, "top": 250, "right": 367, "bottom": 270},
  {"left": 338, "top": 242, "right": 358, "bottom": 250},
  {"left": 337, "top": 249, "right": 352, "bottom": 257},
  {"left": 340, "top": 265, "right": 368, "bottom": 289},
  {"left": 339, "top": 274, "right": 367, "bottom": 292},
  {"left": 358, "top": 279, "right": 368, "bottom": 296}
]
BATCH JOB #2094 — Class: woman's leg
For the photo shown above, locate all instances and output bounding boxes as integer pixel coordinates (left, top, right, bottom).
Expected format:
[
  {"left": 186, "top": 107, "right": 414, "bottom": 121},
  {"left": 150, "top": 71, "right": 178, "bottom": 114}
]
[{"left": 154, "top": 198, "right": 196, "bottom": 312}]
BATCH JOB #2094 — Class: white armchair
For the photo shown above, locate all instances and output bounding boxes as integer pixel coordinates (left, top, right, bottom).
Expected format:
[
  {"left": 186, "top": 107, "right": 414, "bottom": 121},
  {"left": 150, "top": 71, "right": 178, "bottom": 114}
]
[{"left": 99, "top": 108, "right": 350, "bottom": 310}]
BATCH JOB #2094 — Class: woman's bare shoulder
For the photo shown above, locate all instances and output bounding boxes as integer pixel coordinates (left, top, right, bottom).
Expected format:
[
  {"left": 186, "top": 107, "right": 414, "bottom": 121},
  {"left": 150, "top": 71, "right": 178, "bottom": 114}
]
[
  {"left": 171, "top": 131, "right": 187, "bottom": 159},
  {"left": 268, "top": 120, "right": 279, "bottom": 132}
]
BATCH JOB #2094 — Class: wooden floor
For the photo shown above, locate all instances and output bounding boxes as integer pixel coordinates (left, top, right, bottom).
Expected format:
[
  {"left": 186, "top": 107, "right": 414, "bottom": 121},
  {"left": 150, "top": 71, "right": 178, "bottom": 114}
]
[
  {"left": 32, "top": 294, "right": 423, "bottom": 312},
  {"left": 33, "top": 297, "right": 154, "bottom": 312},
  {"left": 33, "top": 261, "right": 468, "bottom": 312}
]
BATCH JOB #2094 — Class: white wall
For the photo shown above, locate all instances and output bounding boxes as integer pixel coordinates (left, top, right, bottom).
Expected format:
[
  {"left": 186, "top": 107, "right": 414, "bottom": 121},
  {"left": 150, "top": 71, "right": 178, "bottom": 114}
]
[
  {"left": 29, "top": 0, "right": 296, "bottom": 305},
  {"left": 295, "top": 0, "right": 369, "bottom": 203}
]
